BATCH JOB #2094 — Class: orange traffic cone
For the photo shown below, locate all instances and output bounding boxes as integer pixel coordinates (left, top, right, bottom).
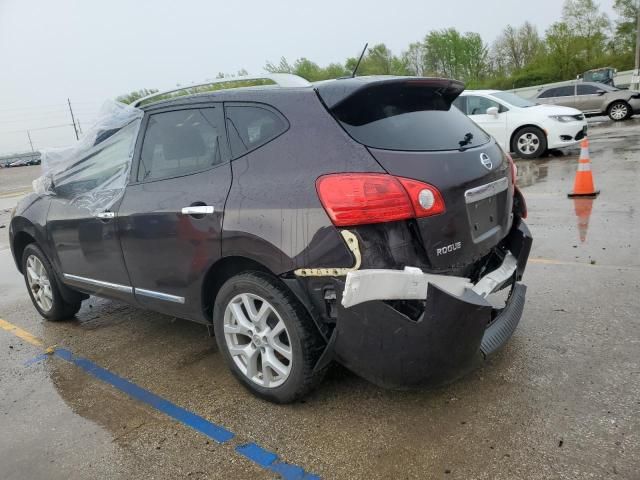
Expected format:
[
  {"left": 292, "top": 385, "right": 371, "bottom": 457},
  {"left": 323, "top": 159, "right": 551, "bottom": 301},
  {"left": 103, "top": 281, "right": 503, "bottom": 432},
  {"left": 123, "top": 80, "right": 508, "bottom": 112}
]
[{"left": 568, "top": 138, "right": 599, "bottom": 198}]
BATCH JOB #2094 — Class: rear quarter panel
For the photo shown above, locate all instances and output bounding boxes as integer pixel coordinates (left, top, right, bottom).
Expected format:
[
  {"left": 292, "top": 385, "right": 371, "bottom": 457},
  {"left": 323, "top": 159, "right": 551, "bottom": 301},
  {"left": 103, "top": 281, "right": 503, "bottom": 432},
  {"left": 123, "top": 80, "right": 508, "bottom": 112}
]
[{"left": 222, "top": 90, "right": 384, "bottom": 274}]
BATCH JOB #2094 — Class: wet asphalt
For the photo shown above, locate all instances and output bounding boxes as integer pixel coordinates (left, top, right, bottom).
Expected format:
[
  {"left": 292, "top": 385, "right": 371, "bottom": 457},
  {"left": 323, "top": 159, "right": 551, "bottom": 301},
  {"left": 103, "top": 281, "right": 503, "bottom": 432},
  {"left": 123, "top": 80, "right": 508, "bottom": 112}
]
[{"left": 0, "top": 119, "right": 638, "bottom": 479}]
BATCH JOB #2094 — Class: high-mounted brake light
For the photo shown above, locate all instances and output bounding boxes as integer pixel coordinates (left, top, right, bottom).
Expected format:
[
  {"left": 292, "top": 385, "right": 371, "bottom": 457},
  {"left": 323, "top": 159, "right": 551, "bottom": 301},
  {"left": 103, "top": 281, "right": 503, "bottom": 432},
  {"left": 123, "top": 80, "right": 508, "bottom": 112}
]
[{"left": 316, "top": 173, "right": 445, "bottom": 227}]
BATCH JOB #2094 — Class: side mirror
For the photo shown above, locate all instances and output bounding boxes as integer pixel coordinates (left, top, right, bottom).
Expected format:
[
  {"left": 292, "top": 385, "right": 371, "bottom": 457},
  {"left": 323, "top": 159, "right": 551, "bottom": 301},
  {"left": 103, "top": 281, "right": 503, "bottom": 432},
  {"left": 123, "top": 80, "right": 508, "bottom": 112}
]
[
  {"left": 486, "top": 106, "right": 499, "bottom": 116},
  {"left": 596, "top": 89, "right": 606, "bottom": 95}
]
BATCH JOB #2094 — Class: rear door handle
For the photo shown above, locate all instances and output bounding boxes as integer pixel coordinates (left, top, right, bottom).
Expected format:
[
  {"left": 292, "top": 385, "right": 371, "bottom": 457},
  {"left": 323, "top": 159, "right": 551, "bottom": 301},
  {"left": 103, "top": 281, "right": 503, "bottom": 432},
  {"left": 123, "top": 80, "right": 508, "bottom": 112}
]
[
  {"left": 95, "top": 211, "right": 115, "bottom": 220},
  {"left": 181, "top": 205, "right": 215, "bottom": 215}
]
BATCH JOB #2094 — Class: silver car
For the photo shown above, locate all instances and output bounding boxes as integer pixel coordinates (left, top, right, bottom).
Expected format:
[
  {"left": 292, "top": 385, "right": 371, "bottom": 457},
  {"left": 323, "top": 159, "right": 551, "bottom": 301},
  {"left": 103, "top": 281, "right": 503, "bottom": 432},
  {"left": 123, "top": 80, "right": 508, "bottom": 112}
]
[{"left": 534, "top": 82, "right": 640, "bottom": 121}]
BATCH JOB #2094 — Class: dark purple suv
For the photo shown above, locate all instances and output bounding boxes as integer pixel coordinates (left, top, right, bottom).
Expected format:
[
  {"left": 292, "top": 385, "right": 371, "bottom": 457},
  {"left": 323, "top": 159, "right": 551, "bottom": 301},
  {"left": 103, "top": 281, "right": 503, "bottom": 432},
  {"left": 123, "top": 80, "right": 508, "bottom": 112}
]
[{"left": 10, "top": 75, "right": 531, "bottom": 403}]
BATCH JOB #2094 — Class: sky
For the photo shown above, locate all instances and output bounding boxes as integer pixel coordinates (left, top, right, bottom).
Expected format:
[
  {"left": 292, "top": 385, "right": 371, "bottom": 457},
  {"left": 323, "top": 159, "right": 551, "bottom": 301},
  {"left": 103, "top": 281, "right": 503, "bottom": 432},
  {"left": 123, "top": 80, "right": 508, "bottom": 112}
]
[{"left": 0, "top": 0, "right": 617, "bottom": 155}]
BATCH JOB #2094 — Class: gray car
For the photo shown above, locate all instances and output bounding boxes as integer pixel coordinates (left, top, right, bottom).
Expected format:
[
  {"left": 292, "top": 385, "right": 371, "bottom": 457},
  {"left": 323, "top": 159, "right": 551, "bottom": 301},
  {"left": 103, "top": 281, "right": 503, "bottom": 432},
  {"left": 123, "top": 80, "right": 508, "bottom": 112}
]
[{"left": 534, "top": 82, "right": 640, "bottom": 121}]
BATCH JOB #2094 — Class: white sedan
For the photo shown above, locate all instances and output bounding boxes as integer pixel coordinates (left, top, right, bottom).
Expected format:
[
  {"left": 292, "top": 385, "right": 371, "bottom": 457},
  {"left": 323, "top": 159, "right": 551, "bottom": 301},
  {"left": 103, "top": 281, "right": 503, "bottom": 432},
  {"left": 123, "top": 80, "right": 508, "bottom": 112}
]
[{"left": 453, "top": 90, "right": 588, "bottom": 159}]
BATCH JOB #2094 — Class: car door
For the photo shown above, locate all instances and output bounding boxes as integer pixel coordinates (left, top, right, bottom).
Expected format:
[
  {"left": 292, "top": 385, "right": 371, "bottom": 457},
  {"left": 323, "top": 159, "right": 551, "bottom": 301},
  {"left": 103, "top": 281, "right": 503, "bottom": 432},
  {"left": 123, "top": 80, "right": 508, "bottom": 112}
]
[
  {"left": 117, "top": 104, "right": 232, "bottom": 321},
  {"left": 464, "top": 95, "right": 508, "bottom": 149},
  {"left": 575, "top": 84, "right": 604, "bottom": 113},
  {"left": 46, "top": 119, "right": 141, "bottom": 302},
  {"left": 547, "top": 85, "right": 577, "bottom": 108}
]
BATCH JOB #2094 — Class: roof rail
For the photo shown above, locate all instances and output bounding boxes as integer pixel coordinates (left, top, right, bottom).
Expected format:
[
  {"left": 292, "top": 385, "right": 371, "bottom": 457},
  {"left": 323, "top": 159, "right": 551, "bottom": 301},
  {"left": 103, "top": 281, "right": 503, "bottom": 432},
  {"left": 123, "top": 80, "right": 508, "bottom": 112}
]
[{"left": 132, "top": 73, "right": 312, "bottom": 107}]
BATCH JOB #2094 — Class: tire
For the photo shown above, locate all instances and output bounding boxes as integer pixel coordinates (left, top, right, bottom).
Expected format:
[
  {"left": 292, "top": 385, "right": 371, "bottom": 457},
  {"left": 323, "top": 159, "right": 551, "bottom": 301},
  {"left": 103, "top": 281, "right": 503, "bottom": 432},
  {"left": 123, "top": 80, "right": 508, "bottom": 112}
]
[
  {"left": 607, "top": 101, "right": 630, "bottom": 121},
  {"left": 213, "top": 271, "right": 326, "bottom": 403},
  {"left": 22, "top": 243, "right": 81, "bottom": 321},
  {"left": 511, "top": 126, "right": 547, "bottom": 159}
]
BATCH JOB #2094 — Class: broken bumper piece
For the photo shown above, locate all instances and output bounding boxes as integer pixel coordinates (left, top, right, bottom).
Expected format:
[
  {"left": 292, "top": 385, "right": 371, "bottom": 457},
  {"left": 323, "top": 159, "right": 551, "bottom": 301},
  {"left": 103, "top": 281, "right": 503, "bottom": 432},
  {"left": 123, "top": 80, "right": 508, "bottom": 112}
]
[
  {"left": 341, "top": 252, "right": 518, "bottom": 308},
  {"left": 331, "top": 219, "right": 532, "bottom": 389}
]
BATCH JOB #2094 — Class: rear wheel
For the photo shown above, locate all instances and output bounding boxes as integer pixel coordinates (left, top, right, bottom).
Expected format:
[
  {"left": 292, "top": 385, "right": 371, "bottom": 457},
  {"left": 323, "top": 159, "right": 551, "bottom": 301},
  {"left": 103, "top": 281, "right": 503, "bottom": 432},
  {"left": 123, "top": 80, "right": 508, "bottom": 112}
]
[
  {"left": 512, "top": 126, "right": 547, "bottom": 159},
  {"left": 22, "top": 244, "right": 81, "bottom": 321},
  {"left": 213, "top": 272, "right": 326, "bottom": 403},
  {"left": 607, "top": 101, "right": 630, "bottom": 121}
]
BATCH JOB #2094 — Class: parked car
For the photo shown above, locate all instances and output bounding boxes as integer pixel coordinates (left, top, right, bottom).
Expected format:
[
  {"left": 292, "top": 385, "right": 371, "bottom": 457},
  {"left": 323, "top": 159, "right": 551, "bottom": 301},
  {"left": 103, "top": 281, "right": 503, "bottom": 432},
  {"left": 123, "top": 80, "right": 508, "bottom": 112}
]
[
  {"left": 10, "top": 75, "right": 531, "bottom": 403},
  {"left": 454, "top": 90, "right": 587, "bottom": 159},
  {"left": 534, "top": 82, "right": 640, "bottom": 121}
]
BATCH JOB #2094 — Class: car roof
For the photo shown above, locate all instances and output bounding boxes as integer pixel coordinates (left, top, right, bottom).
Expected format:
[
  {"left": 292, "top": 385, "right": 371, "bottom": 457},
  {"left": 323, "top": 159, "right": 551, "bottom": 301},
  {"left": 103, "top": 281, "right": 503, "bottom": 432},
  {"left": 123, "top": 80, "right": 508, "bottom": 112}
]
[
  {"left": 461, "top": 90, "right": 501, "bottom": 96},
  {"left": 140, "top": 75, "right": 464, "bottom": 111}
]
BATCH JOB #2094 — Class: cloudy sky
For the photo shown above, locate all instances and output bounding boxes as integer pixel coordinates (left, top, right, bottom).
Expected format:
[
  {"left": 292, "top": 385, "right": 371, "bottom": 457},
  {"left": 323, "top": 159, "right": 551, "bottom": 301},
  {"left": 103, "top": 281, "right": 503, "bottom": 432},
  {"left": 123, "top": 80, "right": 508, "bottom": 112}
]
[{"left": 0, "top": 0, "right": 616, "bottom": 155}]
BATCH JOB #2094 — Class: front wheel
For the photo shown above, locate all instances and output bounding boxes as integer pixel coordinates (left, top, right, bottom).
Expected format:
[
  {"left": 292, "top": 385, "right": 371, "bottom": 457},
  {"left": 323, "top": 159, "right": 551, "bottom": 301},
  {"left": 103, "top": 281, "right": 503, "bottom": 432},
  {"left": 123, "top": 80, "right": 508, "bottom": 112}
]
[
  {"left": 512, "top": 126, "right": 547, "bottom": 159},
  {"left": 22, "top": 244, "right": 81, "bottom": 321},
  {"left": 607, "top": 101, "right": 630, "bottom": 121},
  {"left": 213, "top": 272, "right": 327, "bottom": 403}
]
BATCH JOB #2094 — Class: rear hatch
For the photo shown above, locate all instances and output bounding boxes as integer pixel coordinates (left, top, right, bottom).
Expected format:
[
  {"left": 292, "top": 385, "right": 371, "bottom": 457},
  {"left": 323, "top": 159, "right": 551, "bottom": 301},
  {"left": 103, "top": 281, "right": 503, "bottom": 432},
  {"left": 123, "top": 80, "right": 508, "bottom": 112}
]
[{"left": 316, "top": 77, "right": 514, "bottom": 270}]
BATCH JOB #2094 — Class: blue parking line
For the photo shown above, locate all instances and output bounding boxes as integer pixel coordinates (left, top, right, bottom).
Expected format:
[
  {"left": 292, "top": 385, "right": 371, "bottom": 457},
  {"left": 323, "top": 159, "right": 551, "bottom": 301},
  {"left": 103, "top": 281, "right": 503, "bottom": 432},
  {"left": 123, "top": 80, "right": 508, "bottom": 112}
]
[
  {"left": 54, "top": 348, "right": 234, "bottom": 442},
  {"left": 23, "top": 353, "right": 49, "bottom": 366},
  {"left": 236, "top": 443, "right": 321, "bottom": 480},
  {"left": 44, "top": 348, "right": 320, "bottom": 479}
]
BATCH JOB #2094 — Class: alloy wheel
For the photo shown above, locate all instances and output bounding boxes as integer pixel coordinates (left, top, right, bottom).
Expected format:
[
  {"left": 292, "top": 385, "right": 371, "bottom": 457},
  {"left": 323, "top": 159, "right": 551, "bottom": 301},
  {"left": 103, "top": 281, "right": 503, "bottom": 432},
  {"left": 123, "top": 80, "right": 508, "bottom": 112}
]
[
  {"left": 610, "top": 104, "right": 628, "bottom": 121},
  {"left": 517, "top": 132, "right": 540, "bottom": 155},
  {"left": 223, "top": 293, "right": 292, "bottom": 388},
  {"left": 26, "top": 255, "right": 53, "bottom": 312}
]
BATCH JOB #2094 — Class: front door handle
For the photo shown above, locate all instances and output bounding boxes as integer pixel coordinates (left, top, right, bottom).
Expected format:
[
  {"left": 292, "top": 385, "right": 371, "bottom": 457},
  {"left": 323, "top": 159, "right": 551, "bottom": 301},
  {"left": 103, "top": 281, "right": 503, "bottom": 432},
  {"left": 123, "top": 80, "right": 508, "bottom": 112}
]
[
  {"left": 95, "top": 211, "right": 115, "bottom": 220},
  {"left": 181, "top": 205, "right": 215, "bottom": 215}
]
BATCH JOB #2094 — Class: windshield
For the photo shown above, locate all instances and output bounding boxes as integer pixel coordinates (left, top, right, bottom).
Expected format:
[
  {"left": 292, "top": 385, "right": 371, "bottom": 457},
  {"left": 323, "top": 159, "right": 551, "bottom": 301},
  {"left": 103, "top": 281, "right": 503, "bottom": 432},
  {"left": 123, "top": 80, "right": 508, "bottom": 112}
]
[{"left": 490, "top": 92, "right": 537, "bottom": 108}]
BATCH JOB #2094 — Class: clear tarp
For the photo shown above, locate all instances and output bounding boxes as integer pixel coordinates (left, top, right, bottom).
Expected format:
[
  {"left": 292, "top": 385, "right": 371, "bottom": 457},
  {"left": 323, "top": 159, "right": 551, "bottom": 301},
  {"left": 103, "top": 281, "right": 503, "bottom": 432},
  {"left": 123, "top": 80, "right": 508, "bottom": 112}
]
[{"left": 33, "top": 100, "right": 143, "bottom": 215}]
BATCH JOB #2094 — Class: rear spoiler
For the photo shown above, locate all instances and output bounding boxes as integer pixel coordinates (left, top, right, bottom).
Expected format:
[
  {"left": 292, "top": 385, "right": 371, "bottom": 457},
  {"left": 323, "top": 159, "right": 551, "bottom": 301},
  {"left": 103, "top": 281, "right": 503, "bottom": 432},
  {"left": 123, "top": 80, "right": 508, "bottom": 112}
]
[{"left": 315, "top": 76, "right": 465, "bottom": 110}]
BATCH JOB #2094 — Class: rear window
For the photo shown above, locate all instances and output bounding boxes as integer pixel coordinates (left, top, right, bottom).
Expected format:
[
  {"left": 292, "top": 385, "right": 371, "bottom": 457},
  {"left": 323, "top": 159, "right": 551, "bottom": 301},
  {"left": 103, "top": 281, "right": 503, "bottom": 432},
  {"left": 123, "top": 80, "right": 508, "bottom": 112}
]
[{"left": 331, "top": 85, "right": 490, "bottom": 151}]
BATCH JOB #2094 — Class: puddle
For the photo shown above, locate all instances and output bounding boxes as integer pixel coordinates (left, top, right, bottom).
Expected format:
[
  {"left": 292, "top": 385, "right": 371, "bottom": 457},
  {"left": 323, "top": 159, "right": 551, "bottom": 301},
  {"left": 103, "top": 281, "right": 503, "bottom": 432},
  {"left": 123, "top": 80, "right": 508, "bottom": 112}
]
[{"left": 572, "top": 198, "right": 595, "bottom": 243}]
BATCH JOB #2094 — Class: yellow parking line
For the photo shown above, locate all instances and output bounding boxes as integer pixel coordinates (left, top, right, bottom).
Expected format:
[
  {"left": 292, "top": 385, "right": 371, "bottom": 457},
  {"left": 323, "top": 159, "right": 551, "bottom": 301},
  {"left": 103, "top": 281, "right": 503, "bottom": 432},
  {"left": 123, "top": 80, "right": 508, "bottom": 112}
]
[
  {"left": 0, "top": 189, "right": 31, "bottom": 199},
  {"left": 0, "top": 318, "right": 43, "bottom": 347}
]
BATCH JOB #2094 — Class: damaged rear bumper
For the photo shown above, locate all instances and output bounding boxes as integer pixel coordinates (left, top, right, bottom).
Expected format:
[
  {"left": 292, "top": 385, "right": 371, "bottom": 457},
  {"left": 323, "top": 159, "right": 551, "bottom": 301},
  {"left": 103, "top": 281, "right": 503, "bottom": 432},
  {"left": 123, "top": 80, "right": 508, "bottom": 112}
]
[{"left": 329, "top": 219, "right": 532, "bottom": 389}]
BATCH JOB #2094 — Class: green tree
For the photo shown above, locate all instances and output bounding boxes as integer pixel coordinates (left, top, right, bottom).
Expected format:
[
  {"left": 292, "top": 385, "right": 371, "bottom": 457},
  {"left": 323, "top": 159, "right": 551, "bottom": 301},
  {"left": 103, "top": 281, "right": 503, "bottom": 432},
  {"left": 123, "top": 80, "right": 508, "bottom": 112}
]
[
  {"left": 344, "top": 43, "right": 410, "bottom": 76},
  {"left": 492, "top": 22, "right": 543, "bottom": 73},
  {"left": 613, "top": 0, "right": 639, "bottom": 53},
  {"left": 422, "top": 29, "right": 489, "bottom": 82},
  {"left": 116, "top": 88, "right": 159, "bottom": 105}
]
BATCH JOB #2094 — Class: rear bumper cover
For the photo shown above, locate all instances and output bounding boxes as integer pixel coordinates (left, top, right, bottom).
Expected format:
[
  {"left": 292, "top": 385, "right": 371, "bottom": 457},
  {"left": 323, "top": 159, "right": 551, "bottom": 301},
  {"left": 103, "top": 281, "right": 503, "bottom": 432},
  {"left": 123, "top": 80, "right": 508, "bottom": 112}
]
[{"left": 330, "top": 219, "right": 532, "bottom": 388}]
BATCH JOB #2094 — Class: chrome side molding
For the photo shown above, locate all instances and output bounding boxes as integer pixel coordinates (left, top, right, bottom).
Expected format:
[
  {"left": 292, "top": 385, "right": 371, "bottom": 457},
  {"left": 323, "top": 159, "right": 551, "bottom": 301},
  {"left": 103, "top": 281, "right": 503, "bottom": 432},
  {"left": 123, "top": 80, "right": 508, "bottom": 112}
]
[
  {"left": 135, "top": 288, "right": 185, "bottom": 304},
  {"left": 63, "top": 274, "right": 133, "bottom": 293},
  {"left": 465, "top": 177, "right": 509, "bottom": 204},
  {"left": 63, "top": 274, "right": 185, "bottom": 304}
]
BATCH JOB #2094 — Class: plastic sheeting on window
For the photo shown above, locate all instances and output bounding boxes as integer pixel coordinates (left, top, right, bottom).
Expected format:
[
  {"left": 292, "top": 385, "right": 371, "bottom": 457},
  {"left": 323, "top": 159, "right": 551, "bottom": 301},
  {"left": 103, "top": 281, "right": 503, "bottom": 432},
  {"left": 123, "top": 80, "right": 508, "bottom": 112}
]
[{"left": 33, "top": 100, "right": 143, "bottom": 215}]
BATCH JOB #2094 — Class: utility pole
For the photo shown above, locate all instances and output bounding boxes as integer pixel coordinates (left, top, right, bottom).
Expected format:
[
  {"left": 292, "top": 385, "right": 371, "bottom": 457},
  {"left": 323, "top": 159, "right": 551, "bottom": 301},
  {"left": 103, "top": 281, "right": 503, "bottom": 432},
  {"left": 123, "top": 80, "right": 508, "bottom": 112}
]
[
  {"left": 634, "top": 0, "right": 640, "bottom": 90},
  {"left": 67, "top": 98, "right": 79, "bottom": 140},
  {"left": 26, "top": 130, "right": 34, "bottom": 153}
]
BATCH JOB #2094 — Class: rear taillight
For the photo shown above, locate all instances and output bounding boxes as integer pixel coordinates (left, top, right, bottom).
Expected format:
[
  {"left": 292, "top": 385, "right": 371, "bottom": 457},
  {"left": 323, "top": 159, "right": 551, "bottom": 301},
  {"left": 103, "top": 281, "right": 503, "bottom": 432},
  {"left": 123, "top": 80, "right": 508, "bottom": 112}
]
[
  {"left": 506, "top": 152, "right": 517, "bottom": 185},
  {"left": 316, "top": 173, "right": 445, "bottom": 227}
]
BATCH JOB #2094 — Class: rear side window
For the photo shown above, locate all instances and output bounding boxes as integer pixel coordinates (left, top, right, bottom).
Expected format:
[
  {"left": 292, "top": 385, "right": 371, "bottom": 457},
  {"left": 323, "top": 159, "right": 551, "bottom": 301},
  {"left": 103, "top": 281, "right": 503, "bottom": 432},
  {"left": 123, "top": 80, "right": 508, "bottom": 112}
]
[
  {"left": 577, "top": 84, "right": 599, "bottom": 95},
  {"left": 538, "top": 88, "right": 557, "bottom": 98},
  {"left": 138, "top": 108, "right": 225, "bottom": 182},
  {"left": 555, "top": 86, "right": 575, "bottom": 97},
  {"left": 225, "top": 105, "right": 287, "bottom": 158},
  {"left": 330, "top": 85, "right": 490, "bottom": 151}
]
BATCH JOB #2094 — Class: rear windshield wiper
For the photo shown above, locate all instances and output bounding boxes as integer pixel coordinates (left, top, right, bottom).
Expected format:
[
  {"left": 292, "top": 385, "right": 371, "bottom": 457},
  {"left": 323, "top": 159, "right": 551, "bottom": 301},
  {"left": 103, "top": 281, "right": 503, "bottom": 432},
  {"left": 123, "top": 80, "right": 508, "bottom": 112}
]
[{"left": 458, "top": 132, "right": 473, "bottom": 150}]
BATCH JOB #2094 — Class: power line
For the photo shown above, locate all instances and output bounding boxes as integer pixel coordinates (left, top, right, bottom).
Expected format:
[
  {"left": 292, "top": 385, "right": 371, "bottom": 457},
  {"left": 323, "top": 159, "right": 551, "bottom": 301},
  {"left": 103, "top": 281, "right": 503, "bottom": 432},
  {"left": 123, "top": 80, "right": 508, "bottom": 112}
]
[{"left": 0, "top": 124, "right": 73, "bottom": 134}]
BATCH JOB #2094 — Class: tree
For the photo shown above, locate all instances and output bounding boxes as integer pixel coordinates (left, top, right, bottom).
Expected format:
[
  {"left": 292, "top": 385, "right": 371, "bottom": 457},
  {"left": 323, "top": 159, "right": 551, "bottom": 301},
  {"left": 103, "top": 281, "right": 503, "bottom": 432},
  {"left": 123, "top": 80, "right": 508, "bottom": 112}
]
[
  {"left": 561, "top": 0, "right": 611, "bottom": 64},
  {"left": 403, "top": 41, "right": 427, "bottom": 76},
  {"left": 116, "top": 88, "right": 159, "bottom": 105},
  {"left": 492, "top": 22, "right": 543, "bottom": 73},
  {"left": 345, "top": 43, "right": 410, "bottom": 76},
  {"left": 613, "top": 0, "right": 639, "bottom": 53},
  {"left": 422, "top": 29, "right": 489, "bottom": 82}
]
